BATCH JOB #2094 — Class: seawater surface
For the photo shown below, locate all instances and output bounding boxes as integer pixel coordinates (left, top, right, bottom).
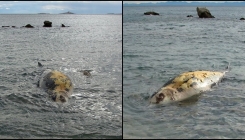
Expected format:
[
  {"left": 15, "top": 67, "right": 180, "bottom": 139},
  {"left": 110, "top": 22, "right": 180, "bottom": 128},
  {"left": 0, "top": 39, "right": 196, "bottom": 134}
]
[
  {"left": 123, "top": 6, "right": 245, "bottom": 139},
  {"left": 0, "top": 14, "right": 122, "bottom": 139}
]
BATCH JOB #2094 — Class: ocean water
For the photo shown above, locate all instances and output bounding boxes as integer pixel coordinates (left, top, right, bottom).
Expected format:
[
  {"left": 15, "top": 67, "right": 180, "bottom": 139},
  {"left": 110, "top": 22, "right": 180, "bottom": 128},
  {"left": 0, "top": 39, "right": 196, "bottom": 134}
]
[
  {"left": 123, "top": 6, "right": 245, "bottom": 139},
  {"left": 0, "top": 14, "right": 122, "bottom": 139}
]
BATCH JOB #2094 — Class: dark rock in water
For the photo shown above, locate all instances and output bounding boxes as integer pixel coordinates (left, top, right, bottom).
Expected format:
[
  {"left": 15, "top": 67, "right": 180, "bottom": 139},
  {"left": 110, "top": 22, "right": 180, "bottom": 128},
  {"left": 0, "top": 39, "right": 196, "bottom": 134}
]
[
  {"left": 240, "top": 18, "right": 245, "bottom": 20},
  {"left": 38, "top": 62, "right": 43, "bottom": 67},
  {"left": 25, "top": 24, "right": 34, "bottom": 28},
  {"left": 83, "top": 70, "right": 92, "bottom": 77},
  {"left": 187, "top": 15, "right": 193, "bottom": 17},
  {"left": 196, "top": 7, "right": 215, "bottom": 18},
  {"left": 144, "top": 11, "right": 159, "bottom": 15},
  {"left": 2, "top": 25, "right": 17, "bottom": 28},
  {"left": 43, "top": 20, "right": 52, "bottom": 27},
  {"left": 79, "top": 70, "right": 92, "bottom": 77},
  {"left": 61, "top": 24, "right": 70, "bottom": 27}
]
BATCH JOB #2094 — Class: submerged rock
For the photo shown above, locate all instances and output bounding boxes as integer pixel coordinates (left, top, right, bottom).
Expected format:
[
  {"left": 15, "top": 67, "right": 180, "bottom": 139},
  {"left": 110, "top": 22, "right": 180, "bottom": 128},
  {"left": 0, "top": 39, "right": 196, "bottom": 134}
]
[
  {"left": 196, "top": 7, "right": 215, "bottom": 18},
  {"left": 144, "top": 11, "right": 159, "bottom": 15}
]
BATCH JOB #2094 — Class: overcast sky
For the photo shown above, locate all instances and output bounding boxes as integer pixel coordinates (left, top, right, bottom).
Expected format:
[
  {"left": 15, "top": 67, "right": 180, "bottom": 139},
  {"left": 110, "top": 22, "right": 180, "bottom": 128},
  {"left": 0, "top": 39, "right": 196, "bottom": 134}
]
[
  {"left": 123, "top": 1, "right": 244, "bottom": 4},
  {"left": 0, "top": 1, "right": 122, "bottom": 14}
]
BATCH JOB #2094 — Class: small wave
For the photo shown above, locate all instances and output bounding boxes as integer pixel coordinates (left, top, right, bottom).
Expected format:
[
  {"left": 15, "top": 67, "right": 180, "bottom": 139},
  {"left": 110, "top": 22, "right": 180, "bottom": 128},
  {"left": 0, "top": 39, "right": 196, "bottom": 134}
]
[
  {"left": 136, "top": 66, "right": 153, "bottom": 70},
  {"left": 144, "top": 27, "right": 151, "bottom": 30},
  {"left": 123, "top": 54, "right": 148, "bottom": 58}
]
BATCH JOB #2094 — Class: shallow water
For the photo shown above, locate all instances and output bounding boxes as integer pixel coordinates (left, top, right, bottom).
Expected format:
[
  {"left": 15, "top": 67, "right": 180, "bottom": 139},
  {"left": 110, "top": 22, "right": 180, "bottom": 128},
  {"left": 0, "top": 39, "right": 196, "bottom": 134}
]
[
  {"left": 123, "top": 6, "right": 245, "bottom": 139},
  {"left": 0, "top": 14, "right": 122, "bottom": 138}
]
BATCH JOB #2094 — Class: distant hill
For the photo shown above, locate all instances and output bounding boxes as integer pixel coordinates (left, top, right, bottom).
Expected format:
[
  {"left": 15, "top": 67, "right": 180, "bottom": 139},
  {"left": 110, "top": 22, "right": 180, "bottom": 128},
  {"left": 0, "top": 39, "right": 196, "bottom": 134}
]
[
  {"left": 123, "top": 1, "right": 245, "bottom": 7},
  {"left": 60, "top": 11, "right": 74, "bottom": 14}
]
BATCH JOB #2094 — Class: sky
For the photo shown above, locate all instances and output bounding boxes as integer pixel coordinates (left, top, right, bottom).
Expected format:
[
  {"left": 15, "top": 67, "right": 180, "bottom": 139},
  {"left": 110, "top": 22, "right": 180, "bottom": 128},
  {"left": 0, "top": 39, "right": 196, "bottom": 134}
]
[{"left": 0, "top": 1, "right": 122, "bottom": 14}]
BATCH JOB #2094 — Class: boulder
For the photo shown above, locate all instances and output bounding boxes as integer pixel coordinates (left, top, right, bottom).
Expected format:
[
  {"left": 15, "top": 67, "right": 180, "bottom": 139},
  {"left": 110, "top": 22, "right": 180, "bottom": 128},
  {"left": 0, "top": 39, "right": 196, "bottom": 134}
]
[
  {"left": 240, "top": 18, "right": 245, "bottom": 20},
  {"left": 25, "top": 24, "right": 34, "bottom": 28},
  {"left": 144, "top": 11, "right": 159, "bottom": 15},
  {"left": 196, "top": 7, "right": 215, "bottom": 18},
  {"left": 43, "top": 20, "right": 52, "bottom": 27}
]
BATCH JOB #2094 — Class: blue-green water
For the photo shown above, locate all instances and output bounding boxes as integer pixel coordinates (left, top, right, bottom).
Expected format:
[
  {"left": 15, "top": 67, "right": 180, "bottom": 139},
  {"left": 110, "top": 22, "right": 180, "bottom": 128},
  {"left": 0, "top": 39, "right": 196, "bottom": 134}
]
[
  {"left": 123, "top": 6, "right": 245, "bottom": 139},
  {"left": 0, "top": 14, "right": 122, "bottom": 138}
]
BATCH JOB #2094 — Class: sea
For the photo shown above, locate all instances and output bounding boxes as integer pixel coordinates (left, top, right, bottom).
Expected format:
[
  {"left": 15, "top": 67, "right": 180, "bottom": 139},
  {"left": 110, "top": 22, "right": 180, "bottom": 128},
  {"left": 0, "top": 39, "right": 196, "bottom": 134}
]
[
  {"left": 0, "top": 14, "right": 122, "bottom": 139},
  {"left": 123, "top": 6, "right": 245, "bottom": 139}
]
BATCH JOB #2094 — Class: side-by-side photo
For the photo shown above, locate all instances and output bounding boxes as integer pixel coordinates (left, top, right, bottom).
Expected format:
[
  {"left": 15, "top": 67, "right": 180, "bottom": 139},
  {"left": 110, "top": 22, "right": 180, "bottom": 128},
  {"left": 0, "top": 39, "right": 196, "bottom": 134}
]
[{"left": 123, "top": 1, "right": 245, "bottom": 139}]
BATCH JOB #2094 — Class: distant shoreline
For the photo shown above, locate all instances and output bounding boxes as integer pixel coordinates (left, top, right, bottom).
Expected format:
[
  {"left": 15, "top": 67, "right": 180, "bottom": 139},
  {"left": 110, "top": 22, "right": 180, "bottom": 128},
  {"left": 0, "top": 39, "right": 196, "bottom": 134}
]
[{"left": 60, "top": 11, "right": 74, "bottom": 14}]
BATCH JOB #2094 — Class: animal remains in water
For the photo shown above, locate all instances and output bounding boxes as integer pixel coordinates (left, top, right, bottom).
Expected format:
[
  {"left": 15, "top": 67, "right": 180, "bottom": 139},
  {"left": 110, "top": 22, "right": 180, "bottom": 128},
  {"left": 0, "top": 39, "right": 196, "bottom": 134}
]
[
  {"left": 150, "top": 66, "right": 229, "bottom": 105},
  {"left": 37, "top": 62, "right": 73, "bottom": 103}
]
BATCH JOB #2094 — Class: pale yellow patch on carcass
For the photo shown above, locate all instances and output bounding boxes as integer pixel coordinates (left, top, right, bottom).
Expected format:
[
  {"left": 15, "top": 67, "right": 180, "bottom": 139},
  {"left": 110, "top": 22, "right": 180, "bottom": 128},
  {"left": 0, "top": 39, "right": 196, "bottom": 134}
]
[
  {"left": 50, "top": 70, "right": 73, "bottom": 92},
  {"left": 164, "top": 71, "right": 223, "bottom": 90}
]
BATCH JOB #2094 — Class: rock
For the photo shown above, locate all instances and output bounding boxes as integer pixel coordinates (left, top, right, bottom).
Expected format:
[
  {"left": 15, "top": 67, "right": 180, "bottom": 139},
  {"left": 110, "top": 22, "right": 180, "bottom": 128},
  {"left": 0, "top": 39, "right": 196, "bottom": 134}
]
[
  {"left": 187, "top": 15, "right": 193, "bottom": 17},
  {"left": 38, "top": 62, "right": 43, "bottom": 67},
  {"left": 61, "top": 24, "right": 70, "bottom": 27},
  {"left": 2, "top": 26, "right": 16, "bottom": 28},
  {"left": 25, "top": 24, "right": 34, "bottom": 28},
  {"left": 144, "top": 11, "right": 159, "bottom": 15},
  {"left": 43, "top": 20, "right": 52, "bottom": 27},
  {"left": 196, "top": 7, "right": 215, "bottom": 18},
  {"left": 240, "top": 18, "right": 245, "bottom": 20},
  {"left": 79, "top": 70, "right": 92, "bottom": 77}
]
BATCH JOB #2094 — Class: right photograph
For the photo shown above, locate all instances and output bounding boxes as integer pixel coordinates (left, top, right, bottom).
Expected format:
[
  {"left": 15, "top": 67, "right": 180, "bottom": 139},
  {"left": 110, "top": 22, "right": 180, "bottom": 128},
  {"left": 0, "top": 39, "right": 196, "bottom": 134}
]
[{"left": 123, "top": 1, "right": 245, "bottom": 139}]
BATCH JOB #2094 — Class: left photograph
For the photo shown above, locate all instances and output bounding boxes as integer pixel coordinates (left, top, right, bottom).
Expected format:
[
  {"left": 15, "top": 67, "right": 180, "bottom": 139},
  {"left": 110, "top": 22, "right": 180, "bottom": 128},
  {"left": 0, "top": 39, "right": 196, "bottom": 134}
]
[{"left": 0, "top": 1, "right": 122, "bottom": 139}]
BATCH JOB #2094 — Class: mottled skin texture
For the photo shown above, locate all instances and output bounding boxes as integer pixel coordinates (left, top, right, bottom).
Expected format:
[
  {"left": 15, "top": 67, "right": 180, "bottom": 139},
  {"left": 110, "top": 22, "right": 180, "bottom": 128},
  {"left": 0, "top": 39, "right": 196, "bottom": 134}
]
[
  {"left": 150, "top": 71, "right": 226, "bottom": 104},
  {"left": 39, "top": 69, "right": 73, "bottom": 103}
]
